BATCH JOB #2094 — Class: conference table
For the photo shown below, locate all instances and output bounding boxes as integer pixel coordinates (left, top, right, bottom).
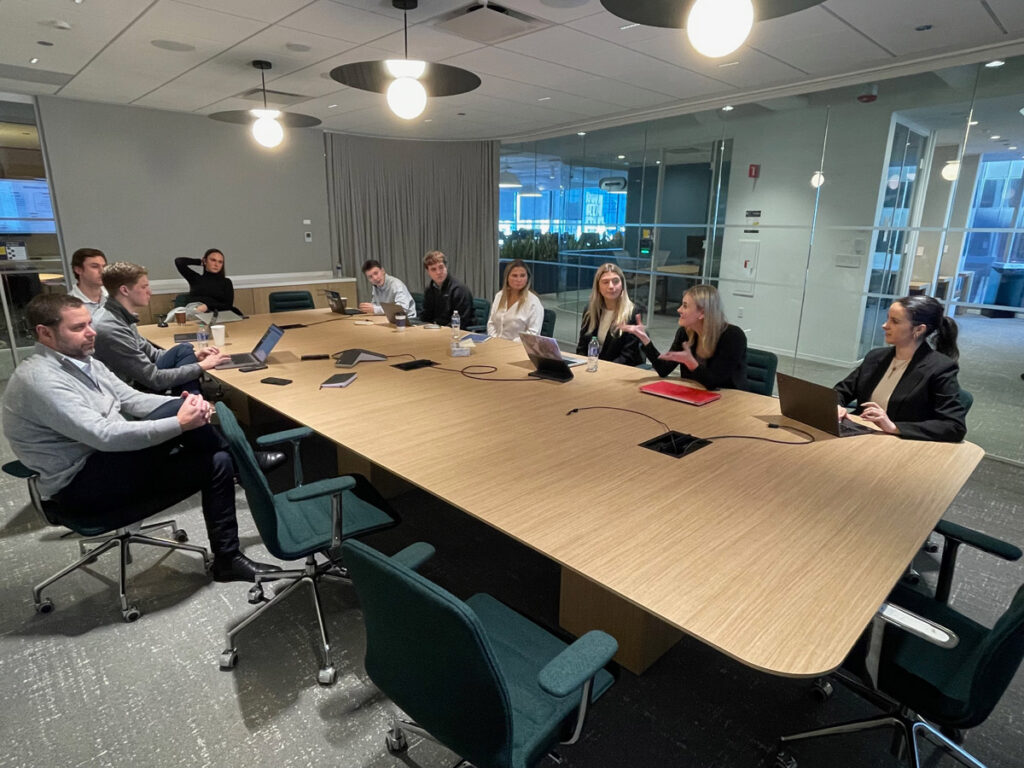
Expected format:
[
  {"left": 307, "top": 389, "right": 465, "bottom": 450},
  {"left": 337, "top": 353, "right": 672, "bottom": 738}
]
[{"left": 144, "top": 310, "right": 984, "bottom": 677}]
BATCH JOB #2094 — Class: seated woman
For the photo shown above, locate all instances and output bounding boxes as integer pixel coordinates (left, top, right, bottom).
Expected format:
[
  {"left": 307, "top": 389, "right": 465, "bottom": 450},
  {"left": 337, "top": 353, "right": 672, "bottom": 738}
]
[
  {"left": 620, "top": 284, "right": 747, "bottom": 390},
  {"left": 487, "top": 259, "right": 544, "bottom": 340},
  {"left": 175, "top": 248, "right": 235, "bottom": 313},
  {"left": 834, "top": 295, "right": 965, "bottom": 442},
  {"left": 575, "top": 263, "right": 644, "bottom": 366}
]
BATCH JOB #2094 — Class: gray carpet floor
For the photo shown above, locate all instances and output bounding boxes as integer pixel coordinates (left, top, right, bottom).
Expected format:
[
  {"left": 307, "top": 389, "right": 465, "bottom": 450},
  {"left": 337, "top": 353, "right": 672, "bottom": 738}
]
[{"left": 0, "top": 413, "right": 1021, "bottom": 768}]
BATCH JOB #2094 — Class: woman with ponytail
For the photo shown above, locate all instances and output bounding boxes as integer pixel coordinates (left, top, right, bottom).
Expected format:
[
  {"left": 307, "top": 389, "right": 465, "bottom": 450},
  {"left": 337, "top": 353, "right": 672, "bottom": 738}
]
[{"left": 834, "top": 295, "right": 966, "bottom": 441}]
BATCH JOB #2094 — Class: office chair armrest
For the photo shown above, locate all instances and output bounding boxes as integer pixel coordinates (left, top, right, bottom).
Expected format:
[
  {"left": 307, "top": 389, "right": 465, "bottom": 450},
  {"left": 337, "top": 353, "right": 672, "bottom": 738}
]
[
  {"left": 934, "top": 519, "right": 1022, "bottom": 561},
  {"left": 391, "top": 542, "right": 436, "bottom": 571},
  {"left": 283, "top": 476, "right": 355, "bottom": 503},
  {"left": 538, "top": 630, "right": 618, "bottom": 698},
  {"left": 878, "top": 602, "right": 959, "bottom": 648},
  {"left": 256, "top": 426, "right": 314, "bottom": 447}
]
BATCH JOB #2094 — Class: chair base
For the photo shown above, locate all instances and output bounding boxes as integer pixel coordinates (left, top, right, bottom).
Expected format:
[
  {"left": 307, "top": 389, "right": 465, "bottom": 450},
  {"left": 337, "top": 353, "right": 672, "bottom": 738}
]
[
  {"left": 33, "top": 519, "right": 212, "bottom": 622},
  {"left": 219, "top": 554, "right": 347, "bottom": 685},
  {"left": 778, "top": 706, "right": 986, "bottom": 768}
]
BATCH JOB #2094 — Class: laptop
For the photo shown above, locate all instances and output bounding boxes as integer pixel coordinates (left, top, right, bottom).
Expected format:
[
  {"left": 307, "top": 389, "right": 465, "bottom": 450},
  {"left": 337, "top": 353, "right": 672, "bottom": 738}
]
[
  {"left": 380, "top": 301, "right": 423, "bottom": 326},
  {"left": 325, "top": 289, "right": 361, "bottom": 315},
  {"left": 215, "top": 324, "right": 285, "bottom": 369},
  {"left": 519, "top": 333, "right": 578, "bottom": 382},
  {"left": 639, "top": 380, "right": 721, "bottom": 406},
  {"left": 195, "top": 309, "right": 244, "bottom": 325},
  {"left": 776, "top": 372, "right": 875, "bottom": 437}
]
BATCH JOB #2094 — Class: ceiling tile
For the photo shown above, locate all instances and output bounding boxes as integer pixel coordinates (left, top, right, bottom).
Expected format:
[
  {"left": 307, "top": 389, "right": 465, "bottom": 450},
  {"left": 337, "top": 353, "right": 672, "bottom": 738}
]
[
  {"left": 499, "top": 0, "right": 605, "bottom": 25},
  {"left": 279, "top": 0, "right": 402, "bottom": 43},
  {"left": 173, "top": 0, "right": 312, "bottom": 23},
  {"left": 984, "top": 0, "right": 1024, "bottom": 34}
]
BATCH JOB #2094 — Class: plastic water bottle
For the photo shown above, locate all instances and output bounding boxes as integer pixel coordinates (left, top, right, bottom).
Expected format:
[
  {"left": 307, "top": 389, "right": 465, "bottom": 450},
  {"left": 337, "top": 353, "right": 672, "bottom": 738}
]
[
  {"left": 451, "top": 310, "right": 461, "bottom": 339},
  {"left": 587, "top": 336, "right": 600, "bottom": 372},
  {"left": 196, "top": 322, "right": 209, "bottom": 350}
]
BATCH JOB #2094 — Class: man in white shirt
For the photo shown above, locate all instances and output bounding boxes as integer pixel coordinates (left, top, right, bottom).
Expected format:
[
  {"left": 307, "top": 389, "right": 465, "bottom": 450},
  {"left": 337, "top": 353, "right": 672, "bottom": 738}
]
[
  {"left": 67, "top": 247, "right": 109, "bottom": 315},
  {"left": 358, "top": 259, "right": 417, "bottom": 318}
]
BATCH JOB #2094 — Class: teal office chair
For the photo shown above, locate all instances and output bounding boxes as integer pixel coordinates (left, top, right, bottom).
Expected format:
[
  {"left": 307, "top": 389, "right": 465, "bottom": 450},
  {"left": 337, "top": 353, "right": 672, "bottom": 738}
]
[
  {"left": 540, "top": 308, "right": 556, "bottom": 338},
  {"left": 214, "top": 403, "right": 397, "bottom": 685},
  {"left": 743, "top": 347, "right": 778, "bottom": 396},
  {"left": 268, "top": 290, "right": 315, "bottom": 312},
  {"left": 172, "top": 293, "right": 191, "bottom": 308},
  {"left": 410, "top": 291, "right": 424, "bottom": 317},
  {"left": 466, "top": 296, "right": 490, "bottom": 332},
  {"left": 778, "top": 524, "right": 1024, "bottom": 768},
  {"left": 7, "top": 459, "right": 210, "bottom": 622},
  {"left": 342, "top": 538, "right": 619, "bottom": 768}
]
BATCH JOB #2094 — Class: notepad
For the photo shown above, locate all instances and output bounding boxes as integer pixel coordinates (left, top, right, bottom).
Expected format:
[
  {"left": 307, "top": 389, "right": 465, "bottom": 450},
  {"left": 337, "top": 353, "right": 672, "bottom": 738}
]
[
  {"left": 639, "top": 380, "right": 721, "bottom": 406},
  {"left": 320, "top": 372, "right": 357, "bottom": 389}
]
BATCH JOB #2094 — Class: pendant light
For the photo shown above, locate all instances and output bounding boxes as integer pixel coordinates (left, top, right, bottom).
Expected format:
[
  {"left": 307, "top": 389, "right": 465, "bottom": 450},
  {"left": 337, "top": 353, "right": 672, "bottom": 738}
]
[
  {"left": 385, "top": 3, "right": 427, "bottom": 120},
  {"left": 686, "top": 0, "right": 754, "bottom": 58}
]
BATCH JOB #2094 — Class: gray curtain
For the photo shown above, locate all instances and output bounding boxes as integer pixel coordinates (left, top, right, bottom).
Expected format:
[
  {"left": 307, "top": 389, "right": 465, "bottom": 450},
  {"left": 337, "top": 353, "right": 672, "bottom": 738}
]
[{"left": 325, "top": 133, "right": 499, "bottom": 304}]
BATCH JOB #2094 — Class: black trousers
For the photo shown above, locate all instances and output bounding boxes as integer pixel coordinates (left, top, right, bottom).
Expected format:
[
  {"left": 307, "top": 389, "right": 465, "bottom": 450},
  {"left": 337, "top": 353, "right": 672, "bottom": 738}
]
[{"left": 54, "top": 407, "right": 239, "bottom": 556}]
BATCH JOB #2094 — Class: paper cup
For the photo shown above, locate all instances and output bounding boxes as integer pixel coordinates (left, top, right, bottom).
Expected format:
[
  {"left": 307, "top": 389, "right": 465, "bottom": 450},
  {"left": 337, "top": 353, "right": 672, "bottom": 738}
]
[
  {"left": 174, "top": 307, "right": 187, "bottom": 325},
  {"left": 211, "top": 324, "right": 226, "bottom": 346}
]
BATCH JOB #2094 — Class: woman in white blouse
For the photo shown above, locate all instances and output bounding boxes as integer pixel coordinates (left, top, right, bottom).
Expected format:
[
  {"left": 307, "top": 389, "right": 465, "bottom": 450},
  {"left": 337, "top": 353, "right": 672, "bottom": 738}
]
[{"left": 487, "top": 259, "right": 544, "bottom": 341}]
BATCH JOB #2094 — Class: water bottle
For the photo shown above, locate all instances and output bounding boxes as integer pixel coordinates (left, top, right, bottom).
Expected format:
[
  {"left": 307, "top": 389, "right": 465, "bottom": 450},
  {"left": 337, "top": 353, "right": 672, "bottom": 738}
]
[
  {"left": 587, "top": 336, "right": 600, "bottom": 372},
  {"left": 196, "top": 322, "right": 209, "bottom": 350},
  {"left": 451, "top": 310, "right": 461, "bottom": 339}
]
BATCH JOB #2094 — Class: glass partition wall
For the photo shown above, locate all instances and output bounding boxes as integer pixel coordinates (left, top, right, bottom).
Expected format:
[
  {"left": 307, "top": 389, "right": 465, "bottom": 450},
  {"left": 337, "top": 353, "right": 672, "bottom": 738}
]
[{"left": 501, "top": 55, "right": 1024, "bottom": 464}]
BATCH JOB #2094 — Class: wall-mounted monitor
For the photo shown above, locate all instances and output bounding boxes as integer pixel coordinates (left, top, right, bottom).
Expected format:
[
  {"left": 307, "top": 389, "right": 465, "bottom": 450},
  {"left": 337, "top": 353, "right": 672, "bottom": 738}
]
[{"left": 0, "top": 179, "right": 56, "bottom": 234}]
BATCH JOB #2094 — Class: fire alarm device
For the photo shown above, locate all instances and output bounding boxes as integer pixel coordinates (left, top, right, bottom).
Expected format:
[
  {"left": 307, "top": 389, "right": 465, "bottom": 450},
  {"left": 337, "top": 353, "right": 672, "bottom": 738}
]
[{"left": 748, "top": 164, "right": 760, "bottom": 179}]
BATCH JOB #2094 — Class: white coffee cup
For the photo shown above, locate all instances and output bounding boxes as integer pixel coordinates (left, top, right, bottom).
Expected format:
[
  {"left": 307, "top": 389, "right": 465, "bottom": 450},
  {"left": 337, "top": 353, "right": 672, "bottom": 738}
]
[
  {"left": 395, "top": 313, "right": 407, "bottom": 330},
  {"left": 211, "top": 324, "right": 226, "bottom": 347}
]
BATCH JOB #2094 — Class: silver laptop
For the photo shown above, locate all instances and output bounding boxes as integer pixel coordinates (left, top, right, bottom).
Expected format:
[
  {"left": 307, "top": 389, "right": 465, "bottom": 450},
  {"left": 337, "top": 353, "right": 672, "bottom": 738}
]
[
  {"left": 380, "top": 301, "right": 423, "bottom": 326},
  {"left": 195, "top": 308, "right": 244, "bottom": 324},
  {"left": 215, "top": 324, "right": 285, "bottom": 369},
  {"left": 776, "top": 372, "right": 874, "bottom": 437},
  {"left": 325, "top": 289, "right": 360, "bottom": 315}
]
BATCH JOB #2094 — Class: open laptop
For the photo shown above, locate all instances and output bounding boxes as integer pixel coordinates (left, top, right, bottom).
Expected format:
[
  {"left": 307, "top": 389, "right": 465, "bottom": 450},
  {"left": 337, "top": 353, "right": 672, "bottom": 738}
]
[
  {"left": 380, "top": 301, "right": 423, "bottom": 326},
  {"left": 195, "top": 308, "right": 244, "bottom": 325},
  {"left": 519, "top": 333, "right": 580, "bottom": 382},
  {"left": 215, "top": 324, "right": 285, "bottom": 369},
  {"left": 325, "top": 289, "right": 361, "bottom": 315},
  {"left": 776, "top": 372, "right": 875, "bottom": 437}
]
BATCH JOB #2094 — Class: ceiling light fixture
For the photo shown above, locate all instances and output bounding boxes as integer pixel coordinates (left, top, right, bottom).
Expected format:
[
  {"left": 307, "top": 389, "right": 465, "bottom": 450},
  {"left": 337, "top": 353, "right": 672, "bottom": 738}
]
[
  {"left": 810, "top": 171, "right": 825, "bottom": 188},
  {"left": 941, "top": 161, "right": 960, "bottom": 182},
  {"left": 1010, "top": 146, "right": 1018, "bottom": 150},
  {"left": 985, "top": 60, "right": 1005, "bottom": 68},
  {"left": 722, "top": 105, "right": 734, "bottom": 111},
  {"left": 499, "top": 163, "right": 522, "bottom": 189},
  {"left": 208, "top": 60, "right": 321, "bottom": 150},
  {"left": 991, "top": 135, "right": 1001, "bottom": 140},
  {"left": 330, "top": 0, "right": 479, "bottom": 121},
  {"left": 577, "top": 131, "right": 587, "bottom": 136},
  {"left": 29, "top": 57, "right": 39, "bottom": 64}
]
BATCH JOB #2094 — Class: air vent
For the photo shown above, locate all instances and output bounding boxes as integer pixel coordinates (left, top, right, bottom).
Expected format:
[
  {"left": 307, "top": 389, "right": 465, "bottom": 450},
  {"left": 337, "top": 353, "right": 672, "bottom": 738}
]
[
  {"left": 435, "top": 3, "right": 549, "bottom": 45},
  {"left": 237, "top": 88, "right": 307, "bottom": 107}
]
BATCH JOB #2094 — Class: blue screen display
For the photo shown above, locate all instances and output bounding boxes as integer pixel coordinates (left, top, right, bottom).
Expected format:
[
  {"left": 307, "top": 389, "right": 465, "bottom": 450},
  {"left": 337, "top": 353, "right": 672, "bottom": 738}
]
[{"left": 0, "top": 179, "right": 56, "bottom": 234}]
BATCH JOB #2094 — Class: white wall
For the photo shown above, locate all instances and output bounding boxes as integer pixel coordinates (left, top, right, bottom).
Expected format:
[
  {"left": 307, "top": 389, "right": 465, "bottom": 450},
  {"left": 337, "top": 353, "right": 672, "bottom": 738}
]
[{"left": 36, "top": 97, "right": 332, "bottom": 281}]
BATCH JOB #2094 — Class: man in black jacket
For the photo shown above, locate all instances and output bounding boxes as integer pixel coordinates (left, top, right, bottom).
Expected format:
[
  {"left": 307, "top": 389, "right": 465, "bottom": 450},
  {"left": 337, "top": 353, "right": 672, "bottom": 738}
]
[{"left": 421, "top": 250, "right": 473, "bottom": 327}]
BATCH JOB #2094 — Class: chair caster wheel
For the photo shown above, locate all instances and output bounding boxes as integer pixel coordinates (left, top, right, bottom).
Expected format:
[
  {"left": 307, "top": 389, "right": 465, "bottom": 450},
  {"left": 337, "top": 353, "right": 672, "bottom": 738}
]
[
  {"left": 774, "top": 749, "right": 797, "bottom": 768},
  {"left": 247, "top": 585, "right": 264, "bottom": 604},
  {"left": 811, "top": 678, "right": 833, "bottom": 702},
  {"left": 318, "top": 666, "right": 337, "bottom": 686},
  {"left": 173, "top": 528, "right": 189, "bottom": 543},
  {"left": 35, "top": 598, "right": 54, "bottom": 614},
  {"left": 203, "top": 556, "right": 214, "bottom": 572},
  {"left": 220, "top": 649, "right": 238, "bottom": 669},
  {"left": 385, "top": 730, "right": 408, "bottom": 754},
  {"left": 122, "top": 606, "right": 141, "bottom": 622}
]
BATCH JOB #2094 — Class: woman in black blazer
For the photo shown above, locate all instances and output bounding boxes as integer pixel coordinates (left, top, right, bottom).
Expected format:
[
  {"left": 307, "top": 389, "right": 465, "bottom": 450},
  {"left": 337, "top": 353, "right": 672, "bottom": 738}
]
[
  {"left": 834, "top": 295, "right": 966, "bottom": 442},
  {"left": 575, "top": 263, "right": 645, "bottom": 366}
]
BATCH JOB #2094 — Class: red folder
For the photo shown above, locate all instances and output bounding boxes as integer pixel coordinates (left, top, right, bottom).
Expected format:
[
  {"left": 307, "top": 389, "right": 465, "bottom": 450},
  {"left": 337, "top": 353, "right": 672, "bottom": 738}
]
[{"left": 639, "top": 380, "right": 721, "bottom": 406}]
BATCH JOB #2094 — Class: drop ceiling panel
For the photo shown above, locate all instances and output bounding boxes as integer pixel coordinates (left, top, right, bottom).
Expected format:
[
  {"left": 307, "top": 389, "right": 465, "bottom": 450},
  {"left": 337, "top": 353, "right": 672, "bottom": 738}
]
[
  {"left": 0, "top": 78, "right": 61, "bottom": 97},
  {"left": 279, "top": 0, "right": 402, "bottom": 43},
  {"left": 325, "top": 0, "right": 468, "bottom": 23},
  {"left": 375, "top": 24, "right": 486, "bottom": 61},
  {"left": 446, "top": 46, "right": 598, "bottom": 90},
  {"left": 566, "top": 10, "right": 681, "bottom": 44},
  {"left": 60, "top": 67, "right": 173, "bottom": 104},
  {"left": 472, "top": 75, "right": 639, "bottom": 117},
  {"left": 984, "top": 0, "right": 1024, "bottom": 33},
  {"left": 825, "top": 0, "right": 1005, "bottom": 56},
  {"left": 497, "top": 26, "right": 646, "bottom": 79},
  {"left": 173, "top": 0, "right": 313, "bottom": 24},
  {"left": 212, "top": 25, "right": 352, "bottom": 74},
  {"left": 634, "top": 36, "right": 806, "bottom": 88},
  {"left": 499, "top": 0, "right": 605, "bottom": 25}
]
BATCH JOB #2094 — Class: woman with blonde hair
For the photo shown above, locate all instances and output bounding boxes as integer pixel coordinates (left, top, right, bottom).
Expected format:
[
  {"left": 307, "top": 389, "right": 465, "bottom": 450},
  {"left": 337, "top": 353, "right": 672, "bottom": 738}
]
[
  {"left": 487, "top": 259, "right": 544, "bottom": 340},
  {"left": 574, "top": 263, "right": 644, "bottom": 366},
  {"left": 620, "top": 283, "right": 747, "bottom": 389}
]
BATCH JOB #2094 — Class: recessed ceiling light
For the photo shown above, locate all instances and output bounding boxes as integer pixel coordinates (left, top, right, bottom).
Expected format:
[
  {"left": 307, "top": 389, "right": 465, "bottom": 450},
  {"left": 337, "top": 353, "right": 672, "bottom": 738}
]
[
  {"left": 914, "top": 24, "right": 932, "bottom": 32},
  {"left": 722, "top": 105, "right": 734, "bottom": 112},
  {"left": 985, "top": 60, "right": 1005, "bottom": 68},
  {"left": 1010, "top": 146, "right": 1018, "bottom": 150},
  {"left": 619, "top": 23, "right": 640, "bottom": 30},
  {"left": 29, "top": 57, "right": 39, "bottom": 64},
  {"left": 328, "top": 104, "right": 338, "bottom": 109},
  {"left": 537, "top": 96, "right": 551, "bottom": 101},
  {"left": 577, "top": 131, "right": 586, "bottom": 136},
  {"left": 151, "top": 39, "right": 196, "bottom": 52},
  {"left": 655, "top": 160, "right": 661, "bottom": 164},
  {"left": 969, "top": 120, "right": 979, "bottom": 125},
  {"left": 73, "top": 0, "right": 84, "bottom": 4},
  {"left": 617, "top": 154, "right": 625, "bottom": 159},
  {"left": 37, "top": 40, "right": 54, "bottom": 47},
  {"left": 285, "top": 42, "right": 311, "bottom": 52},
  {"left": 991, "top": 135, "right": 1001, "bottom": 140}
]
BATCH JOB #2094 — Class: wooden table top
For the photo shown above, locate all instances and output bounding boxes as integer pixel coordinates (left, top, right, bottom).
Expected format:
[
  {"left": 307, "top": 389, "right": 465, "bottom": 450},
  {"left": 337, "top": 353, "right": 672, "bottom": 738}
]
[{"left": 145, "top": 311, "right": 984, "bottom": 677}]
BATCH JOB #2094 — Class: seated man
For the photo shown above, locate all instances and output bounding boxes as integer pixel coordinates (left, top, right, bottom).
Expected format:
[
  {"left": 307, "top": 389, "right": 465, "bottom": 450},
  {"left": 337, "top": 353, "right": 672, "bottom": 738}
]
[
  {"left": 93, "top": 261, "right": 226, "bottom": 395},
  {"left": 67, "top": 247, "right": 109, "bottom": 316},
  {"left": 358, "top": 259, "right": 417, "bottom": 318},
  {"left": 2, "top": 294, "right": 280, "bottom": 582},
  {"left": 420, "top": 250, "right": 473, "bottom": 327}
]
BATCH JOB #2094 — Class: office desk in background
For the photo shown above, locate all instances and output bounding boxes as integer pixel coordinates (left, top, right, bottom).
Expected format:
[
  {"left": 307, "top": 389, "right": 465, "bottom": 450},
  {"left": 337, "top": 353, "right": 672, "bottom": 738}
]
[{"left": 144, "top": 312, "right": 984, "bottom": 676}]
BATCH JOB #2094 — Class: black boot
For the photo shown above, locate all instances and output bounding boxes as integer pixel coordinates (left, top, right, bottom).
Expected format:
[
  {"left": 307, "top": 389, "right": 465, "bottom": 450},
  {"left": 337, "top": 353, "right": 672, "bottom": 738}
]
[
  {"left": 211, "top": 552, "right": 283, "bottom": 583},
  {"left": 255, "top": 450, "right": 286, "bottom": 473}
]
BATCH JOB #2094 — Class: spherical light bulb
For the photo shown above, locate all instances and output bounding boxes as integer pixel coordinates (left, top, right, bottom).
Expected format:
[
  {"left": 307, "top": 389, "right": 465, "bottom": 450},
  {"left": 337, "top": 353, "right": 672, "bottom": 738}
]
[
  {"left": 941, "top": 161, "right": 960, "bottom": 182},
  {"left": 810, "top": 171, "right": 825, "bottom": 188},
  {"left": 387, "top": 77, "right": 427, "bottom": 120},
  {"left": 686, "top": 0, "right": 754, "bottom": 58},
  {"left": 887, "top": 174, "right": 900, "bottom": 190},
  {"left": 250, "top": 109, "right": 283, "bottom": 148}
]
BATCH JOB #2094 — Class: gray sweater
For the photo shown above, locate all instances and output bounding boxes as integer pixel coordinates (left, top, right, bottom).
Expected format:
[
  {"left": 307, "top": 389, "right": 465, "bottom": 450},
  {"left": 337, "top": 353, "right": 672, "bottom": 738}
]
[
  {"left": 92, "top": 299, "right": 202, "bottom": 390},
  {"left": 2, "top": 344, "right": 181, "bottom": 498}
]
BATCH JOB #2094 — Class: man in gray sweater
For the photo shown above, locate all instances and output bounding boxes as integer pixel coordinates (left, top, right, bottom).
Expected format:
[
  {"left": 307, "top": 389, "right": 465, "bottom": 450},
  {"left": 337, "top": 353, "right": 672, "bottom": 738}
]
[
  {"left": 2, "top": 294, "right": 280, "bottom": 582},
  {"left": 93, "top": 261, "right": 227, "bottom": 394}
]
